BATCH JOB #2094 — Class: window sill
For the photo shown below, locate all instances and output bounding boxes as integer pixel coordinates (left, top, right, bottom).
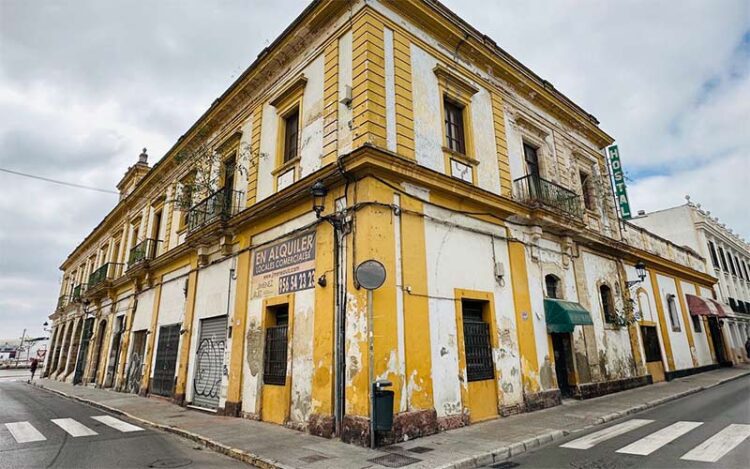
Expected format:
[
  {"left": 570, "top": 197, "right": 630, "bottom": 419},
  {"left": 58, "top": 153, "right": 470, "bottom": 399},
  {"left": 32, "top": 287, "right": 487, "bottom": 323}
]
[
  {"left": 442, "top": 146, "right": 479, "bottom": 166},
  {"left": 272, "top": 156, "right": 300, "bottom": 176}
]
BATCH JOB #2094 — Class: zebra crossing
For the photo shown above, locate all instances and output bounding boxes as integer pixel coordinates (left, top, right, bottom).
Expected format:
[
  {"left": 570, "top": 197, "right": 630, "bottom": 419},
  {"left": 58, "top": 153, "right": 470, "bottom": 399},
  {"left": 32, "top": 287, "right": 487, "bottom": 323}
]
[
  {"left": 3, "top": 415, "right": 143, "bottom": 443},
  {"left": 560, "top": 418, "right": 750, "bottom": 463}
]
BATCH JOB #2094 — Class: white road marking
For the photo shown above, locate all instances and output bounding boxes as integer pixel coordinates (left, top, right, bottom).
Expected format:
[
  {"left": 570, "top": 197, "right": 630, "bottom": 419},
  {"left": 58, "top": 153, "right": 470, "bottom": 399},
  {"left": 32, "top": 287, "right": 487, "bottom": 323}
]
[
  {"left": 560, "top": 419, "right": 654, "bottom": 450},
  {"left": 90, "top": 415, "right": 143, "bottom": 433},
  {"left": 5, "top": 421, "right": 46, "bottom": 443},
  {"left": 681, "top": 423, "right": 750, "bottom": 463},
  {"left": 616, "top": 421, "right": 703, "bottom": 455},
  {"left": 51, "top": 418, "right": 98, "bottom": 437}
]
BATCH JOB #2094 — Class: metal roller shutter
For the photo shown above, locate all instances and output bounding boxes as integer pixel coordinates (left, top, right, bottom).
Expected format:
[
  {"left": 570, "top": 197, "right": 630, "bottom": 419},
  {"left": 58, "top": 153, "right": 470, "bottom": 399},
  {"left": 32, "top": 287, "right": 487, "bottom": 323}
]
[{"left": 192, "top": 315, "right": 227, "bottom": 409}]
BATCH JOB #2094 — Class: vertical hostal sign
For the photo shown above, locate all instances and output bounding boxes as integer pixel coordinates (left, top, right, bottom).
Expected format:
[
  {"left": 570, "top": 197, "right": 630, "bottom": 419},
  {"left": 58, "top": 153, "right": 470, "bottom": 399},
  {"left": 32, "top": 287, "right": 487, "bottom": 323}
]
[
  {"left": 608, "top": 144, "right": 632, "bottom": 219},
  {"left": 251, "top": 230, "right": 316, "bottom": 298}
]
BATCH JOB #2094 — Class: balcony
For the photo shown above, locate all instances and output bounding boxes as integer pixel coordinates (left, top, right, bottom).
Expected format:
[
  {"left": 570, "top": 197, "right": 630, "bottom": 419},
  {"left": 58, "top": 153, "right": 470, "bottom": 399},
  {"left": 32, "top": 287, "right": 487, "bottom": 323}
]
[
  {"left": 56, "top": 295, "right": 69, "bottom": 311},
  {"left": 513, "top": 174, "right": 583, "bottom": 219},
  {"left": 128, "top": 238, "right": 162, "bottom": 269},
  {"left": 71, "top": 284, "right": 87, "bottom": 302},
  {"left": 87, "top": 262, "right": 125, "bottom": 289},
  {"left": 187, "top": 188, "right": 244, "bottom": 233}
]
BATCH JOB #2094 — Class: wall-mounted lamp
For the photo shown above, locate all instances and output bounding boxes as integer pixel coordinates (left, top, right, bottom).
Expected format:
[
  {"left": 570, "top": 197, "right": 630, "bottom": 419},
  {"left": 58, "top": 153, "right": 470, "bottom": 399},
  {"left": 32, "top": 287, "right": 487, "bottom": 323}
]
[
  {"left": 311, "top": 181, "right": 328, "bottom": 218},
  {"left": 626, "top": 260, "right": 647, "bottom": 288},
  {"left": 317, "top": 274, "right": 327, "bottom": 287}
]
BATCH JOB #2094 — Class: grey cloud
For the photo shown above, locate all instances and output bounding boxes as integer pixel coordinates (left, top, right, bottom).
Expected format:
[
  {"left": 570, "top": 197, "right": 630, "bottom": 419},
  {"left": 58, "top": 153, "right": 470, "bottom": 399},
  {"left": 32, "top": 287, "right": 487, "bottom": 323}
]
[{"left": 0, "top": 0, "right": 747, "bottom": 341}]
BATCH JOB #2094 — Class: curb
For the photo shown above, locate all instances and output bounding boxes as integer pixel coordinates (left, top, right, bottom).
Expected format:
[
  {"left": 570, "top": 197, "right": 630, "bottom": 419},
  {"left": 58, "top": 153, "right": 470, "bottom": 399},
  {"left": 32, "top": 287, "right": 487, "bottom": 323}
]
[
  {"left": 31, "top": 382, "right": 290, "bottom": 469},
  {"left": 30, "top": 368, "right": 750, "bottom": 469}
]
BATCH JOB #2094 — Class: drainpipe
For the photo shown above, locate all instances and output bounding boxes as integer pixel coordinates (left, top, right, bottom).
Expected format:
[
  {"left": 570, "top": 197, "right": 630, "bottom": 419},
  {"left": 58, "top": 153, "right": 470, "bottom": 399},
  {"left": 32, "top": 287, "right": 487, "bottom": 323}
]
[{"left": 334, "top": 221, "right": 346, "bottom": 436}]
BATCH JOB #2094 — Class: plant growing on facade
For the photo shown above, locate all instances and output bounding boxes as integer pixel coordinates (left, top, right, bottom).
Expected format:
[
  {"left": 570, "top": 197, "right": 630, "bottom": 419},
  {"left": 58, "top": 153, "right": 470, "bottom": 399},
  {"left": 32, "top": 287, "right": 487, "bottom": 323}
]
[
  {"left": 172, "top": 134, "right": 258, "bottom": 212},
  {"left": 611, "top": 297, "right": 642, "bottom": 329}
]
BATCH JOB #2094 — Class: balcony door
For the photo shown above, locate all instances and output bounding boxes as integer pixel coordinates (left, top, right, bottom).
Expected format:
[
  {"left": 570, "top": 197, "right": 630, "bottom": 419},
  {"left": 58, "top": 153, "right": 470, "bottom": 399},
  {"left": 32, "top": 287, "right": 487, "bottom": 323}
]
[{"left": 523, "top": 143, "right": 540, "bottom": 179}]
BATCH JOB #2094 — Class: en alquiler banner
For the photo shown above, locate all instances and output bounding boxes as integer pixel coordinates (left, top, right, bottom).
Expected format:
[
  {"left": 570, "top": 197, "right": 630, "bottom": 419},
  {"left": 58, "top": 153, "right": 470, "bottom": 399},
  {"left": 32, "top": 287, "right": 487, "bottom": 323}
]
[
  {"left": 607, "top": 144, "right": 632, "bottom": 219},
  {"left": 251, "top": 230, "right": 316, "bottom": 299}
]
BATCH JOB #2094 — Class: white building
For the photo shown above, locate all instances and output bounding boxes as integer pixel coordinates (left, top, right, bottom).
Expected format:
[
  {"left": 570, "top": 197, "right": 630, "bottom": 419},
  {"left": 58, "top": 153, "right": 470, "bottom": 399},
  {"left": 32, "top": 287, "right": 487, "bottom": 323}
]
[{"left": 631, "top": 197, "right": 750, "bottom": 363}]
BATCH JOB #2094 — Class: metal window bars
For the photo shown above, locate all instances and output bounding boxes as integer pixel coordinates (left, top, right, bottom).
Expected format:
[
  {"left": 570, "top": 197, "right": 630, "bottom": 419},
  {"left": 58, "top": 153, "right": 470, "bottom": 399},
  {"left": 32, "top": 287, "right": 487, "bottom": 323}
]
[{"left": 263, "top": 325, "right": 288, "bottom": 385}]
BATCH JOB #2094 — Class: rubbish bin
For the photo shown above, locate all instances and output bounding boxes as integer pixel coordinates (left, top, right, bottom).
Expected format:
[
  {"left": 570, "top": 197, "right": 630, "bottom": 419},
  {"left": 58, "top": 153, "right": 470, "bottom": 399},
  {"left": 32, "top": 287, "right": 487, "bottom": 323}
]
[{"left": 373, "top": 381, "right": 394, "bottom": 431}]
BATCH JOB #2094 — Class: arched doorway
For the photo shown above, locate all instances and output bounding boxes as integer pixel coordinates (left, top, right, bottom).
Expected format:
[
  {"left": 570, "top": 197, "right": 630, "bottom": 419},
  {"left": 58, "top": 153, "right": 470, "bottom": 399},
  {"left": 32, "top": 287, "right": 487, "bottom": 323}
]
[{"left": 90, "top": 320, "right": 108, "bottom": 385}]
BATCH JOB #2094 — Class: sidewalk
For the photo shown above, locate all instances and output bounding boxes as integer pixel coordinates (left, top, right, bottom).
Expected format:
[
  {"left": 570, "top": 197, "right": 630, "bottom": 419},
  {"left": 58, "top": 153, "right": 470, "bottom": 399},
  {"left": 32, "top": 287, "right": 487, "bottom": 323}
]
[{"left": 33, "top": 365, "right": 750, "bottom": 469}]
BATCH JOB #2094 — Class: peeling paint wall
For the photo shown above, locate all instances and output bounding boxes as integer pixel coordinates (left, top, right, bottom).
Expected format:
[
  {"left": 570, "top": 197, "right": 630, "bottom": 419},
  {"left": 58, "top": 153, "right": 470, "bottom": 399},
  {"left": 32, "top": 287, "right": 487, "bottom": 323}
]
[
  {"left": 256, "top": 53, "right": 326, "bottom": 201},
  {"left": 337, "top": 30, "right": 353, "bottom": 155},
  {"left": 299, "top": 54, "right": 325, "bottom": 178},
  {"left": 581, "top": 251, "right": 637, "bottom": 380},
  {"left": 422, "top": 204, "right": 522, "bottom": 416},
  {"left": 240, "top": 212, "right": 318, "bottom": 420},
  {"left": 409, "top": 44, "right": 500, "bottom": 195},
  {"left": 290, "top": 289, "right": 315, "bottom": 423}
]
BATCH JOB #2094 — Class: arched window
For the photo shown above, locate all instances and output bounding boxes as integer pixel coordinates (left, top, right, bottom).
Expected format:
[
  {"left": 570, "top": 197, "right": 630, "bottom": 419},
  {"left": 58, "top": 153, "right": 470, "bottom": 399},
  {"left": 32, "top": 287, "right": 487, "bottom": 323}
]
[
  {"left": 600, "top": 284, "right": 615, "bottom": 324},
  {"left": 667, "top": 294, "right": 681, "bottom": 332},
  {"left": 545, "top": 274, "right": 561, "bottom": 299},
  {"left": 637, "top": 289, "right": 652, "bottom": 322}
]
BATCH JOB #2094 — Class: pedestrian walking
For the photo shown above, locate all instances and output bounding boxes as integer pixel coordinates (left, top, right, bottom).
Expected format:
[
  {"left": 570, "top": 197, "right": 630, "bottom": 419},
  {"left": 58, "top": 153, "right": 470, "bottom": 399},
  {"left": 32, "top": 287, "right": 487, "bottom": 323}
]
[{"left": 29, "top": 357, "right": 39, "bottom": 382}]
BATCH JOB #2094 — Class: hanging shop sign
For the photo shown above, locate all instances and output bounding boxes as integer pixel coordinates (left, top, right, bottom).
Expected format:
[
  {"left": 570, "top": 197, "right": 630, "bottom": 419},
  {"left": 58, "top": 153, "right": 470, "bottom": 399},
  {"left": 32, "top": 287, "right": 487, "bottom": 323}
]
[
  {"left": 251, "top": 230, "right": 316, "bottom": 298},
  {"left": 608, "top": 144, "right": 632, "bottom": 219}
]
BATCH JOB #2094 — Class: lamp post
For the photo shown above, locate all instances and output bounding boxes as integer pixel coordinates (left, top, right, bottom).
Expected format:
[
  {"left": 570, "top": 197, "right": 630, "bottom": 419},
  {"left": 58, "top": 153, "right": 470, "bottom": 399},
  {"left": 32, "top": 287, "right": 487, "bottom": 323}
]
[
  {"left": 309, "top": 180, "right": 349, "bottom": 437},
  {"left": 626, "top": 260, "right": 647, "bottom": 289}
]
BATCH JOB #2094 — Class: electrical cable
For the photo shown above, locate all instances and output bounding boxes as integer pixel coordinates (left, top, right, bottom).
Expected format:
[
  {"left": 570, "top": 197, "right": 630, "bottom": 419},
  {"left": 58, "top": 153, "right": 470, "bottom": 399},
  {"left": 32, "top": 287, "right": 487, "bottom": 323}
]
[{"left": 0, "top": 167, "right": 119, "bottom": 194}]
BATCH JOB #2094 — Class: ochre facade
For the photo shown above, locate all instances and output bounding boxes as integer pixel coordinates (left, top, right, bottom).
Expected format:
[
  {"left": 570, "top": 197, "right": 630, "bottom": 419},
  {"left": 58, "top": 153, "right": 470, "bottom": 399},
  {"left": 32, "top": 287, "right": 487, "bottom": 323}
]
[{"left": 46, "top": 0, "right": 728, "bottom": 447}]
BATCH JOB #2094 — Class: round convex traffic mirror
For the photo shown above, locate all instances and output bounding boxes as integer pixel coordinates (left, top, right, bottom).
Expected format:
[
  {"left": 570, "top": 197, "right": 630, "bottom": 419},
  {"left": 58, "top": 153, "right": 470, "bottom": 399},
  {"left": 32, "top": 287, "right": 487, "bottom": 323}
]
[{"left": 355, "top": 260, "right": 386, "bottom": 290}]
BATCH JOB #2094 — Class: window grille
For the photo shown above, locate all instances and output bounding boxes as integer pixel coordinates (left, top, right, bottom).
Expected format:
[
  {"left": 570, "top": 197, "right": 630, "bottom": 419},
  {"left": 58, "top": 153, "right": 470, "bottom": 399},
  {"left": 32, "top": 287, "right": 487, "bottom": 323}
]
[
  {"left": 264, "top": 306, "right": 289, "bottom": 386},
  {"left": 600, "top": 285, "right": 615, "bottom": 324},
  {"left": 462, "top": 300, "right": 494, "bottom": 382}
]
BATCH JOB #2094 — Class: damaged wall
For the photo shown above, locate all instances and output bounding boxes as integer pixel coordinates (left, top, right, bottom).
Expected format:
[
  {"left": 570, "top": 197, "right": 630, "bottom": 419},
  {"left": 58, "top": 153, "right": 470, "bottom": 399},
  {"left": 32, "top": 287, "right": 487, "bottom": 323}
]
[{"left": 422, "top": 204, "right": 522, "bottom": 418}]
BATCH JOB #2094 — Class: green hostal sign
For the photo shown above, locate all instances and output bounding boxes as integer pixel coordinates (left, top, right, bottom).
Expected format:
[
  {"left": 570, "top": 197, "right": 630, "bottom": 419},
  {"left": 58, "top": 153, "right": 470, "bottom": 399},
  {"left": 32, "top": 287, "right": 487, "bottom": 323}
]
[{"left": 608, "top": 145, "right": 632, "bottom": 219}]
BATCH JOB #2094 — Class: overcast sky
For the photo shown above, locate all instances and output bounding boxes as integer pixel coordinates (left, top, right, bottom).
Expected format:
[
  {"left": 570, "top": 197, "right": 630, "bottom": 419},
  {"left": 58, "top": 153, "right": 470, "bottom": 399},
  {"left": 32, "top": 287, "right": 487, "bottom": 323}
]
[{"left": 1, "top": 0, "right": 748, "bottom": 339}]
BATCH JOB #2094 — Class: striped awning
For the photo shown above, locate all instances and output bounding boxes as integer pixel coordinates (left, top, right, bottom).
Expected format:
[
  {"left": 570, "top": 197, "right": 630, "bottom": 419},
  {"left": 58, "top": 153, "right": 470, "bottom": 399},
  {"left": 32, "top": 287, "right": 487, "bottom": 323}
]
[{"left": 685, "top": 294, "right": 728, "bottom": 317}]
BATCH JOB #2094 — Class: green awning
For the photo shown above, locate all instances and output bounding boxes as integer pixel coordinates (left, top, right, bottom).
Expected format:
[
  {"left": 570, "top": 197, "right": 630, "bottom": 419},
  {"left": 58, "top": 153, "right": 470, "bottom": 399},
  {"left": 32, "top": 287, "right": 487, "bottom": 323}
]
[{"left": 544, "top": 298, "right": 593, "bottom": 333}]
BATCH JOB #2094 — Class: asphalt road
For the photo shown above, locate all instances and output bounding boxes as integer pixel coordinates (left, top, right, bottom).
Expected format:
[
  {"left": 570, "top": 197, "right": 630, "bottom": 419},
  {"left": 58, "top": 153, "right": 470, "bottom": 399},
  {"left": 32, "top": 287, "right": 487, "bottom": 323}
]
[
  {"left": 0, "top": 380, "right": 250, "bottom": 469},
  {"left": 486, "top": 374, "right": 750, "bottom": 469}
]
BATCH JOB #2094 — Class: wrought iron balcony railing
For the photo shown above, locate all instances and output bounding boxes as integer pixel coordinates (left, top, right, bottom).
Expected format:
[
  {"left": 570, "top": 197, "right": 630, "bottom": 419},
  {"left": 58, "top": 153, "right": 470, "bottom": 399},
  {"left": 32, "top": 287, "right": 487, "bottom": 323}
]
[
  {"left": 128, "top": 238, "right": 162, "bottom": 268},
  {"left": 56, "top": 294, "right": 69, "bottom": 311},
  {"left": 71, "top": 284, "right": 87, "bottom": 302},
  {"left": 88, "top": 262, "right": 125, "bottom": 288},
  {"left": 187, "top": 188, "right": 244, "bottom": 233},
  {"left": 513, "top": 174, "right": 583, "bottom": 219}
]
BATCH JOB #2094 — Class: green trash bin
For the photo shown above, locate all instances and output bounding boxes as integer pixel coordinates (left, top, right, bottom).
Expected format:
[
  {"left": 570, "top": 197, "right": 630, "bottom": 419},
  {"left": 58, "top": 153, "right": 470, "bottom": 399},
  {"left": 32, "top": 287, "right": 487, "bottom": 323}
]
[{"left": 373, "top": 388, "right": 394, "bottom": 431}]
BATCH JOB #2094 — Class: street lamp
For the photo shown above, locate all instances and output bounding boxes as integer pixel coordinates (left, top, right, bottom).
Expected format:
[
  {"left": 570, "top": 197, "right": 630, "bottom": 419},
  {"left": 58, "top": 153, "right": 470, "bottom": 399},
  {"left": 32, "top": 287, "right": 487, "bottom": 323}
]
[
  {"left": 626, "top": 260, "right": 647, "bottom": 288},
  {"left": 311, "top": 181, "right": 328, "bottom": 218}
]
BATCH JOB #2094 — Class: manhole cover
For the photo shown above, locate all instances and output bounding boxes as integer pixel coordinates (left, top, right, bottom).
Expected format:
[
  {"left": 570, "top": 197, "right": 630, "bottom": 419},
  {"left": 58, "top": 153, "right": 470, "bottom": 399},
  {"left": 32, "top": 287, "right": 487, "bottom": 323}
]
[
  {"left": 408, "top": 446, "right": 433, "bottom": 454},
  {"left": 367, "top": 453, "right": 421, "bottom": 467},
  {"left": 148, "top": 458, "right": 192, "bottom": 468}
]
